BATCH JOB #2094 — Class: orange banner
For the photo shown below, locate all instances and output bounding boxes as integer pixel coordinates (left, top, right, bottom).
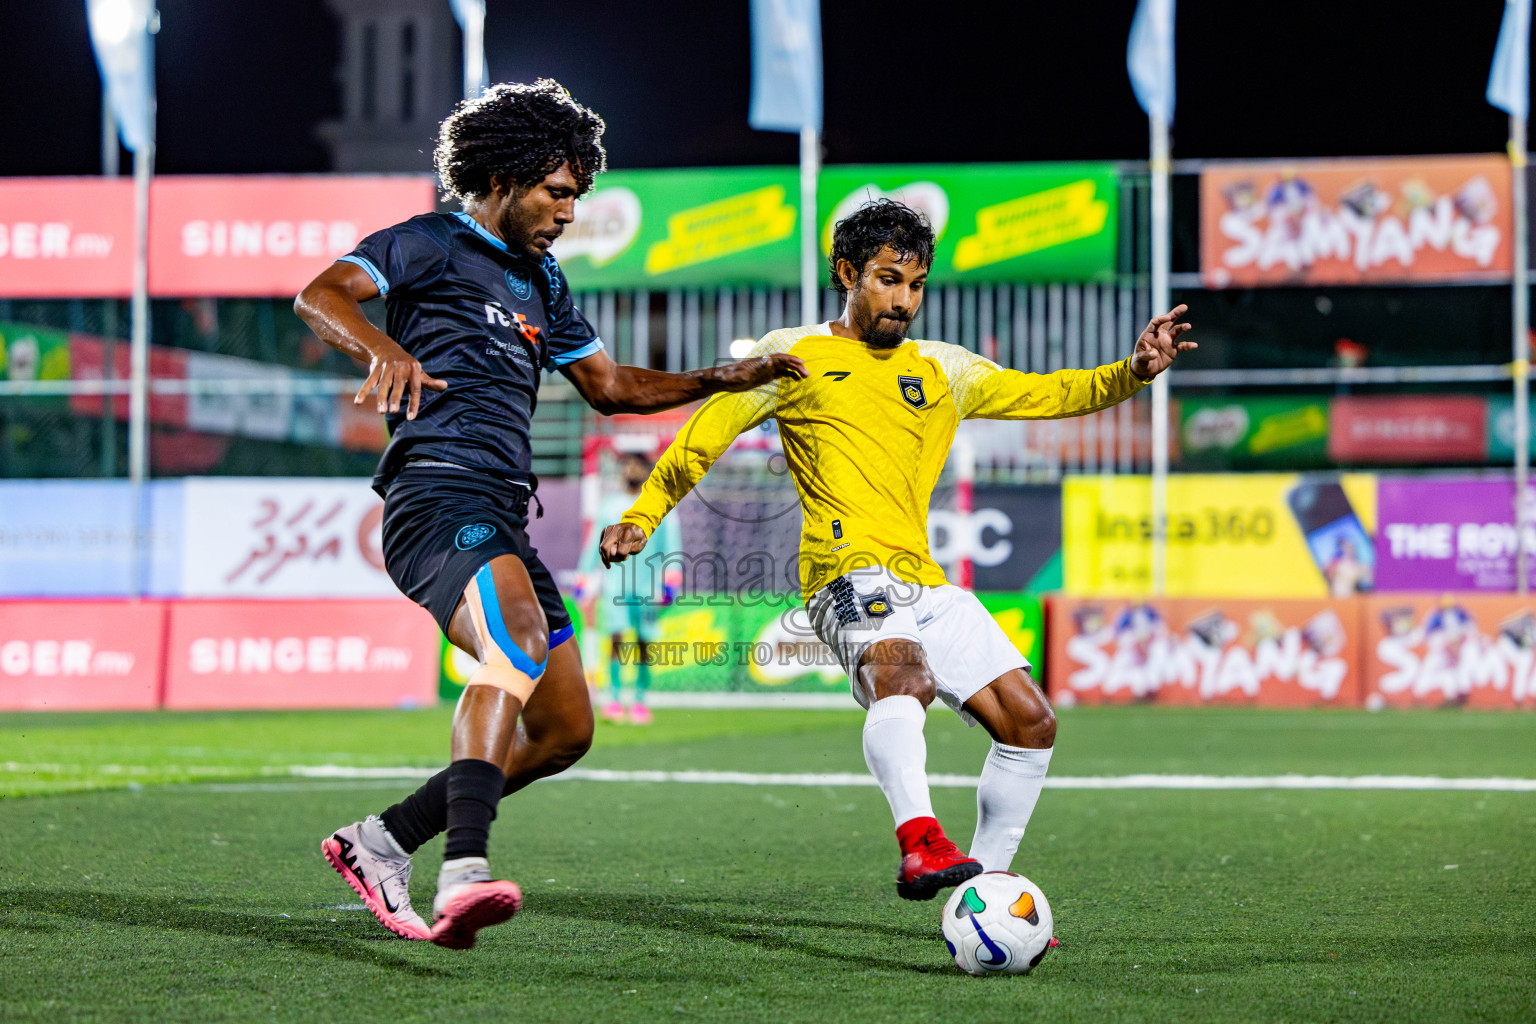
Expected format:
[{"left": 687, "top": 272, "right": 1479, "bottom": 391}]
[
  {"left": 1201, "top": 156, "right": 1512, "bottom": 287},
  {"left": 1046, "top": 596, "right": 1363, "bottom": 707},
  {"left": 1363, "top": 594, "right": 1536, "bottom": 709}
]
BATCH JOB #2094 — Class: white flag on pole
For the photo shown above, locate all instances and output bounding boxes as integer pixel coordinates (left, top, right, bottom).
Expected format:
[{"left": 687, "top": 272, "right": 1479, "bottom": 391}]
[
  {"left": 85, "top": 0, "right": 155, "bottom": 153},
  {"left": 1127, "top": 0, "right": 1175, "bottom": 123},
  {"left": 749, "top": 0, "right": 823, "bottom": 133},
  {"left": 448, "top": 0, "right": 488, "bottom": 98},
  {"left": 1489, "top": 0, "right": 1531, "bottom": 119}
]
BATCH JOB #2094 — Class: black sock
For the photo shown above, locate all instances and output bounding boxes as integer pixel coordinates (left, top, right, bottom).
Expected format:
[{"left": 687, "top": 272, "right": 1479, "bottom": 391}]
[
  {"left": 443, "top": 758, "right": 505, "bottom": 861},
  {"left": 379, "top": 768, "right": 450, "bottom": 855}
]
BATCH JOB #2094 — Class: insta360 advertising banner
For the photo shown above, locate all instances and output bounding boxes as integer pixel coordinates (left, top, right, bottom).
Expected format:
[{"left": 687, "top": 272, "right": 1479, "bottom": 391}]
[
  {"left": 1062, "top": 474, "right": 1379, "bottom": 598},
  {"left": 1201, "top": 155, "right": 1512, "bottom": 287}
]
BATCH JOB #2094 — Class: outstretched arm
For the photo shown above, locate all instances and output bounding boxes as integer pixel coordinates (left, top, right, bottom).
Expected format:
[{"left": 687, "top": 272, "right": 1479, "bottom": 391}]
[
  {"left": 597, "top": 385, "right": 778, "bottom": 567},
  {"left": 946, "top": 305, "right": 1195, "bottom": 420},
  {"left": 561, "top": 347, "right": 805, "bottom": 416},
  {"left": 294, "top": 262, "right": 446, "bottom": 420}
]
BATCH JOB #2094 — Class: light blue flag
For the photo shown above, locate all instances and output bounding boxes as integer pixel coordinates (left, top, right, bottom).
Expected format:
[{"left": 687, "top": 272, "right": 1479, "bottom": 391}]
[
  {"left": 1127, "top": 0, "right": 1175, "bottom": 123},
  {"left": 749, "top": 0, "right": 822, "bottom": 133},
  {"left": 85, "top": 0, "right": 155, "bottom": 153},
  {"left": 1489, "top": 0, "right": 1531, "bottom": 119},
  {"left": 448, "top": 0, "right": 489, "bottom": 95}
]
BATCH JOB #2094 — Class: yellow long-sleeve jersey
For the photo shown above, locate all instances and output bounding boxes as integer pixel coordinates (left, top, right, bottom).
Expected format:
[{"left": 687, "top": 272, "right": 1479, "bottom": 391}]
[{"left": 620, "top": 324, "right": 1149, "bottom": 600}]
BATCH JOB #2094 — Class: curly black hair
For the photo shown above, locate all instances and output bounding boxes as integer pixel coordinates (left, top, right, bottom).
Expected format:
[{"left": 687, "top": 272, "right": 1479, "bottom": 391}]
[
  {"left": 828, "top": 198, "right": 936, "bottom": 297},
  {"left": 434, "top": 79, "right": 607, "bottom": 200}
]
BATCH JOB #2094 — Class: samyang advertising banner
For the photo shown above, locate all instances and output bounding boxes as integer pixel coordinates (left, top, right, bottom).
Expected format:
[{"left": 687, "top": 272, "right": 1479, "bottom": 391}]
[
  {"left": 1364, "top": 594, "right": 1536, "bottom": 709},
  {"left": 817, "top": 163, "right": 1118, "bottom": 284},
  {"left": 1046, "top": 596, "right": 1363, "bottom": 707},
  {"left": 1201, "top": 155, "right": 1512, "bottom": 287},
  {"left": 1062, "top": 473, "right": 1378, "bottom": 599}
]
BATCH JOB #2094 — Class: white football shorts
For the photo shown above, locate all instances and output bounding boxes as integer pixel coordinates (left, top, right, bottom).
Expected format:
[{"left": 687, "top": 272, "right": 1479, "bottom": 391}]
[{"left": 805, "top": 565, "right": 1030, "bottom": 725}]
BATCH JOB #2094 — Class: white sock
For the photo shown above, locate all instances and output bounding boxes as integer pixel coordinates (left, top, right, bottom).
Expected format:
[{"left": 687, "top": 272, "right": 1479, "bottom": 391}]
[
  {"left": 970, "top": 742, "right": 1053, "bottom": 872},
  {"left": 862, "top": 695, "right": 935, "bottom": 826},
  {"left": 438, "top": 856, "right": 490, "bottom": 891}
]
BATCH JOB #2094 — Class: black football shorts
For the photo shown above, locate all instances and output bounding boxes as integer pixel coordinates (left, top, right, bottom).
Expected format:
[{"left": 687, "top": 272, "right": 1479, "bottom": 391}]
[{"left": 381, "top": 466, "right": 573, "bottom": 641}]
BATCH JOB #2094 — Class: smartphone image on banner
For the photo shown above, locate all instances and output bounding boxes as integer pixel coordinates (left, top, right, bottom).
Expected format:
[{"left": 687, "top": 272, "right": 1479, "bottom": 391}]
[{"left": 1286, "top": 480, "right": 1375, "bottom": 596}]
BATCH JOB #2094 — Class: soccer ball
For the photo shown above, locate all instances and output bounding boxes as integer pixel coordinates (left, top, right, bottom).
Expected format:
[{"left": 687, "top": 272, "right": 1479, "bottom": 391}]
[{"left": 940, "top": 871, "right": 1054, "bottom": 976}]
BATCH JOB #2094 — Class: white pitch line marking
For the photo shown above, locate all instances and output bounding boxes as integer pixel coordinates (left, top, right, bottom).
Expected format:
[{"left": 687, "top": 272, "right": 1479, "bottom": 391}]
[{"left": 283, "top": 765, "right": 1536, "bottom": 792}]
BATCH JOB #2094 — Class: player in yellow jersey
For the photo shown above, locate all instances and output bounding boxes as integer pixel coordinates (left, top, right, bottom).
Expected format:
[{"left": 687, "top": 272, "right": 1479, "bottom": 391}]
[{"left": 599, "top": 200, "right": 1195, "bottom": 902}]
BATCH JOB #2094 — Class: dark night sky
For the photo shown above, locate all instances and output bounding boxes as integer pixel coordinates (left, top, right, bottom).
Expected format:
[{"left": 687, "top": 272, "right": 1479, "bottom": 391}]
[{"left": 0, "top": 1, "right": 1517, "bottom": 177}]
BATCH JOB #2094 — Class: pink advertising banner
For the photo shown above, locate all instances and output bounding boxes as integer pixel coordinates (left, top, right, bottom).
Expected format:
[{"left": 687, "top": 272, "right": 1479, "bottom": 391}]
[
  {"left": 0, "top": 176, "right": 435, "bottom": 299},
  {"left": 162, "top": 600, "right": 439, "bottom": 710},
  {"left": 0, "top": 600, "right": 167, "bottom": 711}
]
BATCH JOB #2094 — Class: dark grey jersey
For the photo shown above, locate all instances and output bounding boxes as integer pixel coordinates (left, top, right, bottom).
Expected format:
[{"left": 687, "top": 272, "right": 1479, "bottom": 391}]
[{"left": 340, "top": 212, "right": 602, "bottom": 494}]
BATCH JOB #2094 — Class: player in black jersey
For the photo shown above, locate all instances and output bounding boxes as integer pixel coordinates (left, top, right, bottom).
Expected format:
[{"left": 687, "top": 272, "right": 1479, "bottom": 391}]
[{"left": 295, "top": 80, "right": 804, "bottom": 949}]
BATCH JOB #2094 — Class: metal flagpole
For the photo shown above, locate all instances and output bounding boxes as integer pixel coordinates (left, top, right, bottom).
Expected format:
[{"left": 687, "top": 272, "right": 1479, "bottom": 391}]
[
  {"left": 127, "top": 19, "right": 156, "bottom": 598},
  {"left": 458, "top": 1, "right": 485, "bottom": 99},
  {"left": 1513, "top": 114, "right": 1530, "bottom": 594},
  {"left": 800, "top": 125, "right": 819, "bottom": 326},
  {"left": 1149, "top": 113, "right": 1171, "bottom": 596}
]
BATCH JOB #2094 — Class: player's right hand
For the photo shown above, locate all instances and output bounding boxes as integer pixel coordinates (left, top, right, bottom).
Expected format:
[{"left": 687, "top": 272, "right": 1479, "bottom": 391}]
[
  {"left": 599, "top": 522, "right": 648, "bottom": 568},
  {"left": 358, "top": 340, "right": 448, "bottom": 420}
]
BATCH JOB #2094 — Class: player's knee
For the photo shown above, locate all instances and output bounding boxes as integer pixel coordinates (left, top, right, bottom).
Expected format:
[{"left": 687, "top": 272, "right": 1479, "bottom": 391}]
[
  {"left": 496, "top": 604, "right": 549, "bottom": 668},
  {"left": 473, "top": 565, "right": 549, "bottom": 674},
  {"left": 1029, "top": 705, "right": 1057, "bottom": 748}
]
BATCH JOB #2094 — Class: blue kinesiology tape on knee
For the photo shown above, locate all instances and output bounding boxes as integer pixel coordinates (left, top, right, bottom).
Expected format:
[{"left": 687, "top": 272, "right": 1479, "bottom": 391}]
[{"left": 473, "top": 563, "right": 547, "bottom": 679}]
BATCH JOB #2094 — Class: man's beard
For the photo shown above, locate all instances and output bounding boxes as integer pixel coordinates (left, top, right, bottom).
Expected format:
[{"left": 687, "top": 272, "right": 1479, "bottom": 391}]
[
  {"left": 498, "top": 199, "right": 557, "bottom": 258},
  {"left": 862, "top": 311, "right": 911, "bottom": 349}
]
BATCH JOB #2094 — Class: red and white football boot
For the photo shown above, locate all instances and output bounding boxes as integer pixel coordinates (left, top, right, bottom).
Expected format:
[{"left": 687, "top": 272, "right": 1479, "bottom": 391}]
[{"left": 893, "top": 816, "right": 983, "bottom": 901}]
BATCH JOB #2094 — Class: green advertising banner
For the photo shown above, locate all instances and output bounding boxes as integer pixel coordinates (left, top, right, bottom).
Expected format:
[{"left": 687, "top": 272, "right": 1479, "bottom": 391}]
[
  {"left": 552, "top": 164, "right": 1119, "bottom": 291},
  {"left": 439, "top": 594, "right": 1045, "bottom": 699},
  {"left": 0, "top": 322, "right": 71, "bottom": 382},
  {"left": 1177, "top": 396, "right": 1331, "bottom": 470},
  {"left": 818, "top": 163, "right": 1118, "bottom": 285},
  {"left": 552, "top": 167, "right": 801, "bottom": 290}
]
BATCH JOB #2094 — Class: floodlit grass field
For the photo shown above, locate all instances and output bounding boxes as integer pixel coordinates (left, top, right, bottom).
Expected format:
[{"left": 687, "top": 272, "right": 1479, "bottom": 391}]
[{"left": 1, "top": 706, "right": 1533, "bottom": 1023}]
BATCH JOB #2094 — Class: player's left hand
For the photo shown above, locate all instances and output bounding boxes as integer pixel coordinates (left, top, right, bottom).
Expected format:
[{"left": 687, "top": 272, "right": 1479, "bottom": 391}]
[
  {"left": 599, "top": 522, "right": 648, "bottom": 568},
  {"left": 715, "top": 352, "right": 808, "bottom": 392},
  {"left": 1130, "top": 304, "right": 1196, "bottom": 381}
]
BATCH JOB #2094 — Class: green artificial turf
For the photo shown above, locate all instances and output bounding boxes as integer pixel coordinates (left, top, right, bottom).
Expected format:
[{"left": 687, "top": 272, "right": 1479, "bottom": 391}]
[{"left": 1, "top": 707, "right": 1533, "bottom": 1023}]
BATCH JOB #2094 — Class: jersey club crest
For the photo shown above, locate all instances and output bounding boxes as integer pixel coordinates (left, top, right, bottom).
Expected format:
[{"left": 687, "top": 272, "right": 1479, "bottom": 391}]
[{"left": 898, "top": 375, "right": 926, "bottom": 409}]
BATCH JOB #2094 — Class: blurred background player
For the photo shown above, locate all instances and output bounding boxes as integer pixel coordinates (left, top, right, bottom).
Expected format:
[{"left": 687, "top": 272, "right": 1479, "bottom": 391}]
[
  {"left": 600, "top": 200, "right": 1195, "bottom": 902},
  {"left": 578, "top": 451, "right": 681, "bottom": 724},
  {"left": 294, "top": 80, "right": 804, "bottom": 948}
]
